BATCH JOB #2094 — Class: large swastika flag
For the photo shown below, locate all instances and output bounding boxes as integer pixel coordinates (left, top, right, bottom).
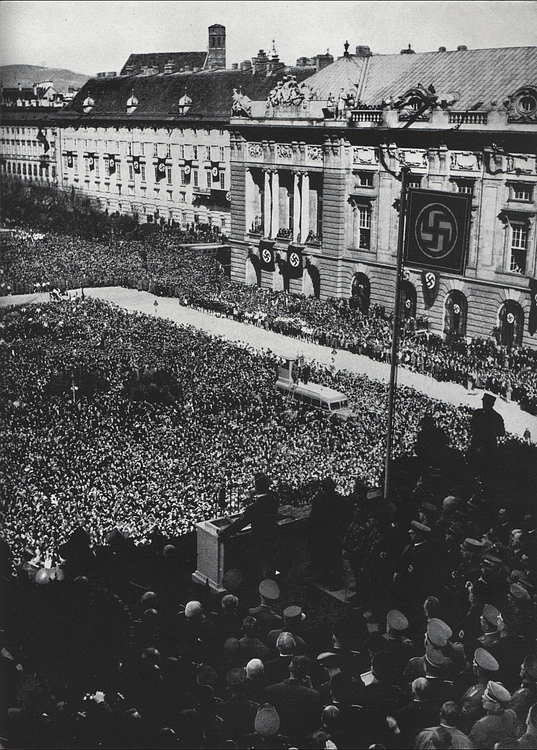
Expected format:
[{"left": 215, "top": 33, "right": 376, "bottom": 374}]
[{"left": 404, "top": 189, "right": 471, "bottom": 275}]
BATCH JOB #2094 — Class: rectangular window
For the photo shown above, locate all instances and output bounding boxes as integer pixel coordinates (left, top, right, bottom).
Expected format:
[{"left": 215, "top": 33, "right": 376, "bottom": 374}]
[
  {"left": 141, "top": 165, "right": 146, "bottom": 181},
  {"left": 95, "top": 158, "right": 100, "bottom": 178},
  {"left": 180, "top": 192, "right": 186, "bottom": 202},
  {"left": 206, "top": 169, "right": 211, "bottom": 188},
  {"left": 205, "top": 145, "right": 211, "bottom": 162},
  {"left": 85, "top": 157, "right": 90, "bottom": 175},
  {"left": 105, "top": 160, "right": 110, "bottom": 178},
  {"left": 220, "top": 146, "right": 225, "bottom": 162},
  {"left": 73, "top": 155, "right": 78, "bottom": 175},
  {"left": 455, "top": 180, "right": 473, "bottom": 194},
  {"left": 192, "top": 145, "right": 198, "bottom": 161},
  {"left": 510, "top": 222, "right": 528, "bottom": 274},
  {"left": 153, "top": 143, "right": 158, "bottom": 157},
  {"left": 193, "top": 169, "right": 199, "bottom": 187},
  {"left": 167, "top": 167, "right": 172, "bottom": 185},
  {"left": 129, "top": 164, "right": 134, "bottom": 181},
  {"left": 180, "top": 169, "right": 186, "bottom": 186},
  {"left": 356, "top": 205, "right": 371, "bottom": 250},
  {"left": 128, "top": 142, "right": 132, "bottom": 156},
  {"left": 116, "top": 162, "right": 121, "bottom": 181},
  {"left": 140, "top": 142, "right": 145, "bottom": 156},
  {"left": 180, "top": 144, "right": 185, "bottom": 159},
  {"left": 166, "top": 143, "right": 172, "bottom": 158},
  {"left": 358, "top": 171, "right": 374, "bottom": 188},
  {"left": 220, "top": 171, "right": 225, "bottom": 190},
  {"left": 167, "top": 190, "right": 173, "bottom": 201},
  {"left": 512, "top": 185, "right": 533, "bottom": 202},
  {"left": 407, "top": 174, "right": 423, "bottom": 189}
]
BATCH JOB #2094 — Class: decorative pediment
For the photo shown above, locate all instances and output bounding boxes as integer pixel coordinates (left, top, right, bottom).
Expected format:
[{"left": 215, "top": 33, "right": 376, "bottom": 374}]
[{"left": 267, "top": 75, "right": 310, "bottom": 107}]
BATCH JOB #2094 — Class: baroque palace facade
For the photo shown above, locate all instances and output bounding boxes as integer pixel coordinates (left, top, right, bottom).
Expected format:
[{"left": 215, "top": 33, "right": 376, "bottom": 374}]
[
  {"left": 229, "top": 45, "right": 537, "bottom": 349},
  {"left": 1, "top": 27, "right": 536, "bottom": 348}
]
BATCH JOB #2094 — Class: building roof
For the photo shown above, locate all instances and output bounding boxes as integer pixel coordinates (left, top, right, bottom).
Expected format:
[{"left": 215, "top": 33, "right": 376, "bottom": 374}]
[
  {"left": 2, "top": 87, "right": 37, "bottom": 102},
  {"left": 120, "top": 52, "right": 209, "bottom": 76},
  {"left": 303, "top": 46, "right": 537, "bottom": 109},
  {"left": 62, "top": 67, "right": 317, "bottom": 123}
]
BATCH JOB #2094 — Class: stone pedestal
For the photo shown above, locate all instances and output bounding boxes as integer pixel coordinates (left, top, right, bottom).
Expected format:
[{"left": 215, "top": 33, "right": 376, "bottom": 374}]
[{"left": 192, "top": 515, "right": 239, "bottom": 592}]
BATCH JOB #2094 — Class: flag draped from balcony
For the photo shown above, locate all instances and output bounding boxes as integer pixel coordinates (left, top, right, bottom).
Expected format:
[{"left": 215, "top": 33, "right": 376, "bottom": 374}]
[
  {"left": 211, "top": 161, "right": 220, "bottom": 182},
  {"left": 37, "top": 128, "right": 50, "bottom": 152},
  {"left": 421, "top": 270, "right": 439, "bottom": 308},
  {"left": 66, "top": 152, "right": 73, "bottom": 169},
  {"left": 259, "top": 240, "right": 275, "bottom": 272},
  {"left": 132, "top": 156, "right": 141, "bottom": 175},
  {"left": 287, "top": 245, "right": 303, "bottom": 279},
  {"left": 87, "top": 153, "right": 95, "bottom": 171},
  {"left": 183, "top": 160, "right": 192, "bottom": 182},
  {"left": 155, "top": 158, "right": 167, "bottom": 182},
  {"left": 107, "top": 154, "right": 116, "bottom": 174}
]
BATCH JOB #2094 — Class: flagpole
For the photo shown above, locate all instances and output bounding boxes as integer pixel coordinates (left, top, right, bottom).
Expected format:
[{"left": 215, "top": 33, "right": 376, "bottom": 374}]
[{"left": 384, "top": 166, "right": 410, "bottom": 501}]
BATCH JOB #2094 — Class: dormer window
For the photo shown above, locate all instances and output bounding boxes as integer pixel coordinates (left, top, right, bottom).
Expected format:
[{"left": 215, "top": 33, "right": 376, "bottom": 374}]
[
  {"left": 507, "top": 87, "right": 537, "bottom": 123},
  {"left": 126, "top": 92, "right": 138, "bottom": 114},
  {"left": 82, "top": 95, "right": 95, "bottom": 114},
  {"left": 178, "top": 91, "right": 192, "bottom": 115}
]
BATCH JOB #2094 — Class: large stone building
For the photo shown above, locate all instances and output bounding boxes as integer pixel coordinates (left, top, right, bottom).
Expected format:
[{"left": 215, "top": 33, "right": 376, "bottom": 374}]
[
  {"left": 1, "top": 27, "right": 536, "bottom": 349},
  {"left": 229, "top": 44, "right": 537, "bottom": 349}
]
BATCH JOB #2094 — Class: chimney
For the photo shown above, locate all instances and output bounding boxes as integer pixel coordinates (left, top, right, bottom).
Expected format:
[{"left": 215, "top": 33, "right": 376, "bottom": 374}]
[
  {"left": 400, "top": 44, "right": 415, "bottom": 55},
  {"left": 164, "top": 60, "right": 174, "bottom": 74},
  {"left": 438, "top": 46, "right": 447, "bottom": 52},
  {"left": 125, "top": 64, "right": 135, "bottom": 75},
  {"left": 296, "top": 56, "right": 308, "bottom": 67},
  {"left": 252, "top": 49, "right": 269, "bottom": 74},
  {"left": 240, "top": 60, "right": 252, "bottom": 72},
  {"left": 457, "top": 45, "right": 468, "bottom": 51},
  {"left": 355, "top": 45, "right": 372, "bottom": 57},
  {"left": 231, "top": 63, "right": 238, "bottom": 70},
  {"left": 315, "top": 52, "right": 334, "bottom": 71}
]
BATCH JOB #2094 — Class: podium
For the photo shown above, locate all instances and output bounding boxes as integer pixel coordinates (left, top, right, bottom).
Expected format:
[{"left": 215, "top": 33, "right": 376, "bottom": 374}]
[{"left": 191, "top": 515, "right": 241, "bottom": 593}]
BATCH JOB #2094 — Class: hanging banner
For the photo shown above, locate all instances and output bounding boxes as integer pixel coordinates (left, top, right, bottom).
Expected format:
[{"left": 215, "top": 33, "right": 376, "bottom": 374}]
[
  {"left": 66, "top": 151, "right": 74, "bottom": 169},
  {"left": 259, "top": 240, "right": 275, "bottom": 272},
  {"left": 37, "top": 128, "right": 50, "bottom": 152},
  {"left": 132, "top": 155, "right": 141, "bottom": 175},
  {"left": 211, "top": 161, "right": 220, "bottom": 182},
  {"left": 287, "top": 244, "right": 303, "bottom": 279},
  {"left": 107, "top": 154, "right": 116, "bottom": 174},
  {"left": 529, "top": 278, "right": 537, "bottom": 336},
  {"left": 421, "top": 270, "right": 439, "bottom": 308},
  {"left": 183, "top": 160, "right": 192, "bottom": 182},
  {"left": 404, "top": 189, "right": 471, "bottom": 275},
  {"left": 87, "top": 153, "right": 95, "bottom": 171},
  {"left": 155, "top": 158, "right": 167, "bottom": 182}
]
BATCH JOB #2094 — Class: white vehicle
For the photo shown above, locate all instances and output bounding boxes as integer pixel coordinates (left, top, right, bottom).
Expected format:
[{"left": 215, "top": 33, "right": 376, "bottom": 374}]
[{"left": 276, "top": 359, "right": 355, "bottom": 421}]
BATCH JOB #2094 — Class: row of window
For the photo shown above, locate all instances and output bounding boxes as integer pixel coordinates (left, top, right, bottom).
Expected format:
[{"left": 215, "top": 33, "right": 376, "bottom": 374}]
[
  {"left": 1, "top": 139, "right": 53, "bottom": 156},
  {"left": 354, "top": 170, "right": 535, "bottom": 202},
  {"left": 61, "top": 141, "right": 226, "bottom": 162},
  {"left": 2, "top": 161, "right": 55, "bottom": 178}
]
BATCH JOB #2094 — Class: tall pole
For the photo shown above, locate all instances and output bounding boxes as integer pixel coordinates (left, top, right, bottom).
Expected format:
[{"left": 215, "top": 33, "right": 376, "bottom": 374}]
[{"left": 384, "top": 166, "right": 410, "bottom": 500}]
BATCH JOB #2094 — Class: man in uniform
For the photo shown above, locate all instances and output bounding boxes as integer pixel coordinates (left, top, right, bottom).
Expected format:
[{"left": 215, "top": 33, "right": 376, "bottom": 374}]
[
  {"left": 511, "top": 654, "right": 537, "bottom": 736},
  {"left": 459, "top": 647, "right": 500, "bottom": 733},
  {"left": 248, "top": 579, "right": 283, "bottom": 638},
  {"left": 468, "top": 680, "right": 517, "bottom": 748},
  {"left": 219, "top": 473, "right": 279, "bottom": 579},
  {"left": 467, "top": 392, "right": 505, "bottom": 476}
]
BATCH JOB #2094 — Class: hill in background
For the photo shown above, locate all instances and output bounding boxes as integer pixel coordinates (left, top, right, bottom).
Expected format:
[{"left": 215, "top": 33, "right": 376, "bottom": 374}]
[{"left": 0, "top": 64, "right": 90, "bottom": 93}]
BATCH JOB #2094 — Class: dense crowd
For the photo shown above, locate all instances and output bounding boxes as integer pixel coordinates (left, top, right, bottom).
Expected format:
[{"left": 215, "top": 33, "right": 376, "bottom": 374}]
[
  {"left": 1, "top": 228, "right": 536, "bottom": 415},
  {"left": 0, "top": 297, "right": 473, "bottom": 568}
]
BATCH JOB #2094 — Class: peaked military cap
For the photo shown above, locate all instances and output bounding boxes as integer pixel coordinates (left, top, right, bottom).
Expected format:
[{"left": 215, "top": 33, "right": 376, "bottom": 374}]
[
  {"left": 411, "top": 520, "right": 431, "bottom": 535},
  {"left": 510, "top": 582, "right": 531, "bottom": 601},
  {"left": 259, "top": 578, "right": 280, "bottom": 600},
  {"left": 387, "top": 610, "right": 409, "bottom": 631},
  {"left": 461, "top": 538, "right": 485, "bottom": 553},
  {"left": 482, "top": 604, "right": 503, "bottom": 628},
  {"left": 484, "top": 680, "right": 511, "bottom": 705},
  {"left": 522, "top": 654, "right": 537, "bottom": 680},
  {"left": 473, "top": 648, "right": 499, "bottom": 672},
  {"left": 427, "top": 618, "right": 453, "bottom": 648}
]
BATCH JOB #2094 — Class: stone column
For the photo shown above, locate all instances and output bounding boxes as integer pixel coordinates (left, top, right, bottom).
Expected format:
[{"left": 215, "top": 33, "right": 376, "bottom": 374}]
[
  {"left": 300, "top": 171, "right": 310, "bottom": 243},
  {"left": 263, "top": 169, "right": 271, "bottom": 238},
  {"left": 271, "top": 169, "right": 280, "bottom": 239},
  {"left": 293, "top": 171, "right": 301, "bottom": 243}
]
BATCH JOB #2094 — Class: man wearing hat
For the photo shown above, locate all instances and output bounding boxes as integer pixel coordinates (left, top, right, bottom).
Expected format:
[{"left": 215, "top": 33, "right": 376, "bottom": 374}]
[
  {"left": 245, "top": 704, "right": 289, "bottom": 748},
  {"left": 382, "top": 610, "right": 416, "bottom": 680},
  {"left": 393, "top": 521, "right": 437, "bottom": 613},
  {"left": 459, "top": 648, "right": 500, "bottom": 733},
  {"left": 267, "top": 605, "right": 307, "bottom": 655},
  {"left": 248, "top": 579, "right": 283, "bottom": 638},
  {"left": 264, "top": 656, "right": 322, "bottom": 743},
  {"left": 468, "top": 392, "right": 505, "bottom": 475},
  {"left": 468, "top": 680, "right": 517, "bottom": 748},
  {"left": 218, "top": 667, "right": 259, "bottom": 746},
  {"left": 511, "top": 655, "right": 537, "bottom": 735},
  {"left": 219, "top": 473, "right": 279, "bottom": 579}
]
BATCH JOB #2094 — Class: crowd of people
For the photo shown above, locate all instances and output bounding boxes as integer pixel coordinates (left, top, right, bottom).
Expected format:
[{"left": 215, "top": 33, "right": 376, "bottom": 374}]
[
  {"left": 1, "top": 227, "right": 537, "bottom": 747},
  {"left": 1, "top": 228, "right": 536, "bottom": 415},
  {"left": 0, "top": 297, "right": 475, "bottom": 568}
]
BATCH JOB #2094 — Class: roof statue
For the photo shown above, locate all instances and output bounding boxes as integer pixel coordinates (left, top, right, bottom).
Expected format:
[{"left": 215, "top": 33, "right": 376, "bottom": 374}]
[
  {"left": 232, "top": 88, "right": 252, "bottom": 117},
  {"left": 267, "top": 74, "right": 306, "bottom": 107}
]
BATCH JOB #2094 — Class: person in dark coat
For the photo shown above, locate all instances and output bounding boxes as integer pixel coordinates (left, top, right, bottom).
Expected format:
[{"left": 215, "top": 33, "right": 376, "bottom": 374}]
[
  {"left": 219, "top": 473, "right": 279, "bottom": 579},
  {"left": 264, "top": 656, "right": 322, "bottom": 743},
  {"left": 467, "top": 393, "right": 505, "bottom": 477}
]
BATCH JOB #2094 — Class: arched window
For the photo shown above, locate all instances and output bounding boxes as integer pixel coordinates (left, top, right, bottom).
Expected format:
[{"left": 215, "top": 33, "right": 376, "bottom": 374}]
[
  {"left": 350, "top": 272, "right": 370, "bottom": 313},
  {"left": 400, "top": 280, "right": 417, "bottom": 319},
  {"left": 499, "top": 300, "right": 524, "bottom": 349},
  {"left": 444, "top": 290, "right": 468, "bottom": 340}
]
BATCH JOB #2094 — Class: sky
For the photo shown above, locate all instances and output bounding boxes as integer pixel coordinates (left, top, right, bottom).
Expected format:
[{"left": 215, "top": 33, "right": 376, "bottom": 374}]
[{"left": 1, "top": 0, "right": 537, "bottom": 75}]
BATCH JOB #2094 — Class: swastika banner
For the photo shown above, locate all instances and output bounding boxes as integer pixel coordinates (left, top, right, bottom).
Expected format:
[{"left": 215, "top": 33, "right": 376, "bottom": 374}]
[
  {"left": 404, "top": 189, "right": 471, "bottom": 275},
  {"left": 287, "top": 244, "right": 303, "bottom": 279},
  {"left": 259, "top": 240, "right": 275, "bottom": 272}
]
